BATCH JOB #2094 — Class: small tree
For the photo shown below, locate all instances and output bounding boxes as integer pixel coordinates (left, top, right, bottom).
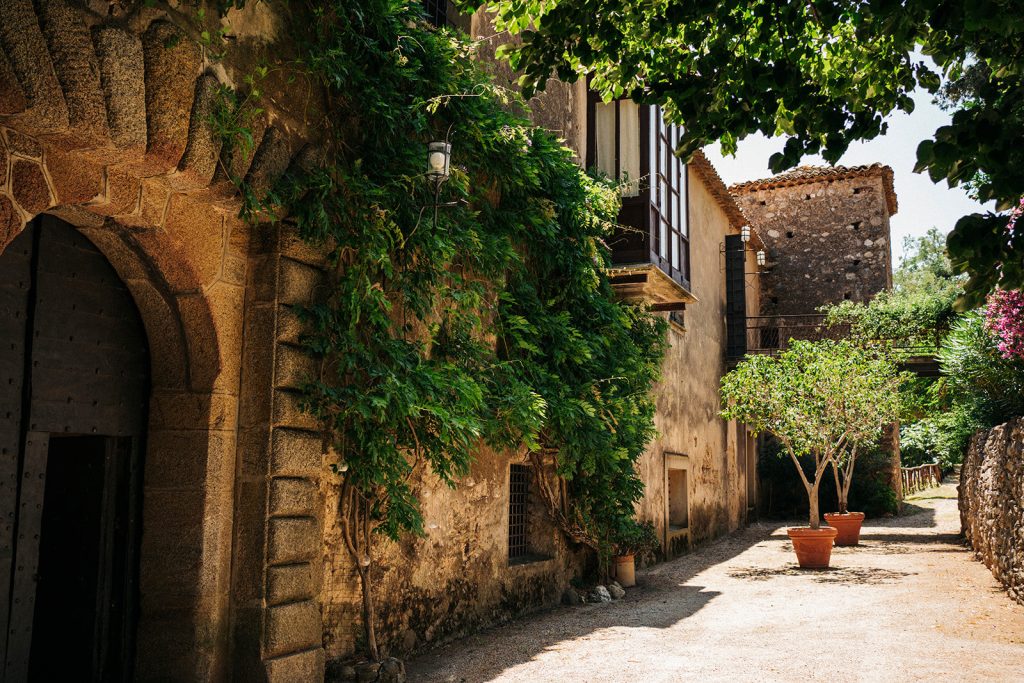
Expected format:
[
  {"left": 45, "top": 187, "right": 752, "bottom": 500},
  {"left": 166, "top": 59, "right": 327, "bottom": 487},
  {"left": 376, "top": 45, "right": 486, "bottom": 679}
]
[
  {"left": 721, "top": 340, "right": 905, "bottom": 528},
  {"left": 827, "top": 348, "right": 905, "bottom": 514}
]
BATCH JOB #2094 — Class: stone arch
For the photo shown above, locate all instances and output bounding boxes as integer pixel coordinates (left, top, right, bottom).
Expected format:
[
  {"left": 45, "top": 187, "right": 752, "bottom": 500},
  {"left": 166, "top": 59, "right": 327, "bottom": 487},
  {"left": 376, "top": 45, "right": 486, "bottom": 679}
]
[
  {"left": 1, "top": 5, "right": 244, "bottom": 681},
  {"left": 0, "top": 2, "right": 328, "bottom": 679},
  {"left": 0, "top": 210, "right": 233, "bottom": 677}
]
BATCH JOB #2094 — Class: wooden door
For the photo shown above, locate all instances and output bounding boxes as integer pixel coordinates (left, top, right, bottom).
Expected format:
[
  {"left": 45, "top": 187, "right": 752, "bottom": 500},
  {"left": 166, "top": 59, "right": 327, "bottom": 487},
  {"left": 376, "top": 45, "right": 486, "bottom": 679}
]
[{"left": 0, "top": 217, "right": 148, "bottom": 682}]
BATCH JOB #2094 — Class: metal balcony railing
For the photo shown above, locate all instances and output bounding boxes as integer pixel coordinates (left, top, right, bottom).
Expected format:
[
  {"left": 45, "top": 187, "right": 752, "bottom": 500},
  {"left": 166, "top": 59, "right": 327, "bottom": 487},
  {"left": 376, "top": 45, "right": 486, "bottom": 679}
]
[
  {"left": 737, "top": 314, "right": 943, "bottom": 373},
  {"left": 744, "top": 315, "right": 851, "bottom": 355}
]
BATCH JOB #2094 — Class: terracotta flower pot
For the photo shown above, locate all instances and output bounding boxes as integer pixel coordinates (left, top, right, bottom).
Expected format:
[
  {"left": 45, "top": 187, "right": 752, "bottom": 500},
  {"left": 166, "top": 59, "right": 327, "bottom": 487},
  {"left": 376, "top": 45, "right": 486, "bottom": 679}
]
[
  {"left": 787, "top": 526, "right": 838, "bottom": 569},
  {"left": 824, "top": 511, "right": 866, "bottom": 546},
  {"left": 613, "top": 554, "right": 636, "bottom": 587}
]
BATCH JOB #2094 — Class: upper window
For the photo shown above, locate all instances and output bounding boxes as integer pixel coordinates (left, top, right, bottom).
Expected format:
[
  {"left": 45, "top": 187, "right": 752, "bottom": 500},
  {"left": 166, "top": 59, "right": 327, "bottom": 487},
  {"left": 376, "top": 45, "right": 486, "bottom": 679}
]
[
  {"left": 588, "top": 98, "right": 691, "bottom": 289},
  {"left": 422, "top": 0, "right": 449, "bottom": 27}
]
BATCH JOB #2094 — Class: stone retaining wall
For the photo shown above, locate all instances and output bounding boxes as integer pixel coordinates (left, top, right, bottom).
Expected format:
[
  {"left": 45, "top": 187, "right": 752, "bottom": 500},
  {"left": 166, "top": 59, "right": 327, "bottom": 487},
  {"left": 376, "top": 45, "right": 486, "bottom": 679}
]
[{"left": 960, "top": 417, "right": 1024, "bottom": 605}]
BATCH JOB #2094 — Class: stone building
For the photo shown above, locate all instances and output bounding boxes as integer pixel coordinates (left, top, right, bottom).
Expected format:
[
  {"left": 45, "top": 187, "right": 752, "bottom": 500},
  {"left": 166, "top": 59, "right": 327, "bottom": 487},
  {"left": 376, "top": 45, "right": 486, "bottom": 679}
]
[
  {"left": 0, "top": 2, "right": 760, "bottom": 681},
  {"left": 729, "top": 164, "right": 903, "bottom": 509},
  {"left": 730, "top": 164, "right": 897, "bottom": 316}
]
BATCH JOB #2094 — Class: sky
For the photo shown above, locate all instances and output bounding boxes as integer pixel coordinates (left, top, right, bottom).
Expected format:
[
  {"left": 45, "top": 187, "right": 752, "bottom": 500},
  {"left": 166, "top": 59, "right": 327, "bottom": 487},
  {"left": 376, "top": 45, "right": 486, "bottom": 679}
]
[{"left": 702, "top": 85, "right": 993, "bottom": 266}]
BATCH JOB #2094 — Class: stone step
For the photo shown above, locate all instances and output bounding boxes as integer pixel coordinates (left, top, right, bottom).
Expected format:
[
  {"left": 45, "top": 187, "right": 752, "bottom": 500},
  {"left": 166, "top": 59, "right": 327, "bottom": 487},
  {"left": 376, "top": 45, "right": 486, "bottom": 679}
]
[
  {"left": 91, "top": 24, "right": 146, "bottom": 159},
  {"left": 35, "top": 0, "right": 110, "bottom": 150},
  {"left": 0, "top": 0, "right": 69, "bottom": 133},
  {"left": 139, "top": 19, "right": 201, "bottom": 176}
]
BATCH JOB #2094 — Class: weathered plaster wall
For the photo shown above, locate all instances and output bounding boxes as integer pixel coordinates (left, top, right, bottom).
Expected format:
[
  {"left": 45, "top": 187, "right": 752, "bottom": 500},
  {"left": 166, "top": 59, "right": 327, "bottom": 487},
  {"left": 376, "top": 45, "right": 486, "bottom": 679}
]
[
  {"left": 635, "top": 168, "right": 754, "bottom": 555},
  {"left": 733, "top": 173, "right": 894, "bottom": 315},
  {"left": 320, "top": 449, "right": 587, "bottom": 662},
  {"left": 960, "top": 417, "right": 1024, "bottom": 606}
]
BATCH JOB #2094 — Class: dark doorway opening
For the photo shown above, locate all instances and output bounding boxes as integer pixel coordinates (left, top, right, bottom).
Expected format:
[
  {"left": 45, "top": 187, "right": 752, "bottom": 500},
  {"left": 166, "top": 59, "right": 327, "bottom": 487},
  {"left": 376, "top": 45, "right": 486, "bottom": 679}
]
[
  {"left": 1, "top": 217, "right": 149, "bottom": 682},
  {"left": 27, "top": 436, "right": 140, "bottom": 682}
]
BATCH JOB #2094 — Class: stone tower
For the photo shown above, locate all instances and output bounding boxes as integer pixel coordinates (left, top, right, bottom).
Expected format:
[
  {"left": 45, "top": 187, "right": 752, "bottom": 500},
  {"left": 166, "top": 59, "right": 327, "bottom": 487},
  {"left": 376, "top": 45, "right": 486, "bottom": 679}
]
[{"left": 730, "top": 164, "right": 897, "bottom": 316}]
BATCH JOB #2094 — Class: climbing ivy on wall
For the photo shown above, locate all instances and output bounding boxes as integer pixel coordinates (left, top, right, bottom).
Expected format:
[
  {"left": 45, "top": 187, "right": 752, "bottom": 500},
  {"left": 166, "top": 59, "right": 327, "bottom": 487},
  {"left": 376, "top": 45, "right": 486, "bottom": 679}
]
[{"left": 221, "top": 0, "right": 667, "bottom": 659}]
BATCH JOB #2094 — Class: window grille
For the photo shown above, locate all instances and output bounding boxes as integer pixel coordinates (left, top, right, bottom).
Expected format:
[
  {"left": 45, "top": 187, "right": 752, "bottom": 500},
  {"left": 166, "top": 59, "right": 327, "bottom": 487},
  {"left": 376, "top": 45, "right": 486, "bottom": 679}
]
[
  {"left": 508, "top": 464, "right": 530, "bottom": 560},
  {"left": 422, "top": 0, "right": 448, "bottom": 27}
]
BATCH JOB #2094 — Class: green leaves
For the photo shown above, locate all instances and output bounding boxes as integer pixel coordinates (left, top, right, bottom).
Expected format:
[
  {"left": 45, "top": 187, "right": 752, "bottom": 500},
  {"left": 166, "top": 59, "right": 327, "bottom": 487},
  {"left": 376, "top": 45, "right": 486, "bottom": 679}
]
[
  {"left": 268, "top": 0, "right": 666, "bottom": 547},
  {"left": 721, "top": 340, "right": 907, "bottom": 501},
  {"left": 481, "top": 0, "right": 1024, "bottom": 304}
]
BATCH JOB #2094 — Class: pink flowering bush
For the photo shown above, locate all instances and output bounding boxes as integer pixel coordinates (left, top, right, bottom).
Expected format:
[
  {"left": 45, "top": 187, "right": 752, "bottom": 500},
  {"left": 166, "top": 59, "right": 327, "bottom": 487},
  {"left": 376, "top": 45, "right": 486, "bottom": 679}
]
[{"left": 986, "top": 289, "right": 1024, "bottom": 359}]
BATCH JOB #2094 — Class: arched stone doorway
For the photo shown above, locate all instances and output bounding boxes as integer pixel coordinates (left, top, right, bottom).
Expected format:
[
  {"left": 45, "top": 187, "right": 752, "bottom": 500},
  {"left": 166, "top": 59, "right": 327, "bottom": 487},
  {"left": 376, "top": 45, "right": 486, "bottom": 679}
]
[{"left": 1, "top": 215, "right": 149, "bottom": 680}]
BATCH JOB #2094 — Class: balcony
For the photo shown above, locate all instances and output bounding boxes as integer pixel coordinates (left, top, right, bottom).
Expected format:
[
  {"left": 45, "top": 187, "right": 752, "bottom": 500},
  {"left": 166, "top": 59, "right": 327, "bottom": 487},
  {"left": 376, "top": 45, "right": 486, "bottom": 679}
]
[
  {"left": 607, "top": 197, "right": 697, "bottom": 310},
  {"left": 743, "top": 314, "right": 851, "bottom": 355},
  {"left": 595, "top": 103, "right": 696, "bottom": 311}
]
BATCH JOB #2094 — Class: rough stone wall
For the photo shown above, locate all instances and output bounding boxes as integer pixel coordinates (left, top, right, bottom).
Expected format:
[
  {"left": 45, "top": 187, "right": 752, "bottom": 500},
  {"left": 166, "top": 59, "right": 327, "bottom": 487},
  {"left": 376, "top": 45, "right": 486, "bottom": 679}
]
[
  {"left": 0, "top": 1, "right": 329, "bottom": 680},
  {"left": 469, "top": 12, "right": 587, "bottom": 160},
  {"left": 320, "top": 449, "right": 587, "bottom": 662},
  {"left": 960, "top": 417, "right": 1024, "bottom": 605},
  {"left": 733, "top": 174, "right": 893, "bottom": 315},
  {"left": 634, "top": 168, "right": 755, "bottom": 553},
  {"left": 231, "top": 223, "right": 332, "bottom": 682}
]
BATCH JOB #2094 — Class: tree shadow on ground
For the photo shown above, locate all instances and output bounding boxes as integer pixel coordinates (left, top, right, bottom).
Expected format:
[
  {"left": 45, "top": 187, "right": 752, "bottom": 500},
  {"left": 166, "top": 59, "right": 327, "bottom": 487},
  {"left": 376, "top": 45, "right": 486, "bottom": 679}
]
[
  {"left": 405, "top": 523, "right": 774, "bottom": 681},
  {"left": 857, "top": 532, "right": 963, "bottom": 544},
  {"left": 408, "top": 489, "right": 963, "bottom": 681},
  {"left": 726, "top": 564, "right": 914, "bottom": 585},
  {"left": 889, "top": 501, "right": 937, "bottom": 527}
]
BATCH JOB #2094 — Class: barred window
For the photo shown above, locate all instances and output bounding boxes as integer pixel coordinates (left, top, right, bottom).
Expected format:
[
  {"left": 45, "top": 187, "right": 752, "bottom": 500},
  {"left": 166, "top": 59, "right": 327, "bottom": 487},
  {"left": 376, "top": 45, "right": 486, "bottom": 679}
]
[
  {"left": 422, "top": 0, "right": 448, "bottom": 27},
  {"left": 508, "top": 464, "right": 530, "bottom": 561}
]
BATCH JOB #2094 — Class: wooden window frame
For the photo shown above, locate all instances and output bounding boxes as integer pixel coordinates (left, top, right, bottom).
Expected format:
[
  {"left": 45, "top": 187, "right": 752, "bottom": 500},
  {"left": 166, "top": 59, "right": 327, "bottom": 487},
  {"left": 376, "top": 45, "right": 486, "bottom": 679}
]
[{"left": 587, "top": 94, "right": 691, "bottom": 289}]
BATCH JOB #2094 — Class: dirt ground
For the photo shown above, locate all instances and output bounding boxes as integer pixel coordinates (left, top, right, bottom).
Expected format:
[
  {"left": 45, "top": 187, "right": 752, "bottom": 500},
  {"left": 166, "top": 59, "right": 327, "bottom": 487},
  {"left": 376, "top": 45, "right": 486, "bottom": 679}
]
[{"left": 406, "top": 477, "right": 1024, "bottom": 682}]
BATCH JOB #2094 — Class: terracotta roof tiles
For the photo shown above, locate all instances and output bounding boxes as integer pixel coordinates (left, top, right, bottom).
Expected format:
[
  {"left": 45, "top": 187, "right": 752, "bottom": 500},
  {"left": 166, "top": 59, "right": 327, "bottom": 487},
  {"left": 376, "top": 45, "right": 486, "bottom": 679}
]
[
  {"left": 728, "top": 163, "right": 898, "bottom": 215},
  {"left": 690, "top": 151, "right": 751, "bottom": 231}
]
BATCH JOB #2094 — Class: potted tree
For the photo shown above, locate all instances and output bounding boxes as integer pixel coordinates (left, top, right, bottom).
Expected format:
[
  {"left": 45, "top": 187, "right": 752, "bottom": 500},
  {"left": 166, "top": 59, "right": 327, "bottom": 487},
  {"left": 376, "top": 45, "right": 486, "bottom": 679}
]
[
  {"left": 824, "top": 349, "right": 904, "bottom": 544},
  {"left": 609, "top": 519, "right": 659, "bottom": 587},
  {"left": 721, "top": 340, "right": 905, "bottom": 568},
  {"left": 826, "top": 447, "right": 866, "bottom": 546}
]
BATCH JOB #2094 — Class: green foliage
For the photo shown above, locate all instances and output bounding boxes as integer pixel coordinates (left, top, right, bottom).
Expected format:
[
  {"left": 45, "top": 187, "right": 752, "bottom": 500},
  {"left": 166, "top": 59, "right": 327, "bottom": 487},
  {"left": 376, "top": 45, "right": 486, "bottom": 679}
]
[
  {"left": 256, "top": 0, "right": 666, "bottom": 550},
  {"left": 844, "top": 447, "right": 900, "bottom": 518},
  {"left": 939, "top": 312, "right": 1024, "bottom": 427},
  {"left": 822, "top": 228, "right": 962, "bottom": 347},
  {"left": 208, "top": 72, "right": 266, "bottom": 188},
  {"left": 610, "top": 518, "right": 659, "bottom": 557},
  {"left": 900, "top": 407, "right": 980, "bottom": 471},
  {"left": 470, "top": 0, "right": 1024, "bottom": 306},
  {"left": 721, "top": 341, "right": 905, "bottom": 462},
  {"left": 758, "top": 440, "right": 898, "bottom": 519},
  {"left": 722, "top": 340, "right": 906, "bottom": 526}
]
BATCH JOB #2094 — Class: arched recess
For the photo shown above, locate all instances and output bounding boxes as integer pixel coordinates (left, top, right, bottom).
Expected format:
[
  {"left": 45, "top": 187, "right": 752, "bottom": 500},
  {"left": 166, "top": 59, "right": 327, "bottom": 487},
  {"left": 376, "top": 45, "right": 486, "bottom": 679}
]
[{"left": 0, "top": 210, "right": 235, "bottom": 681}]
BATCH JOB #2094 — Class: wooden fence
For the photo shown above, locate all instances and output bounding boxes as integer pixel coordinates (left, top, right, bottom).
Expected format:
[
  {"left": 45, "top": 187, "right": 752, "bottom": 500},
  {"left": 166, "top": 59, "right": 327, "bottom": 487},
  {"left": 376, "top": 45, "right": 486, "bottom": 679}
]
[{"left": 901, "top": 463, "right": 942, "bottom": 495}]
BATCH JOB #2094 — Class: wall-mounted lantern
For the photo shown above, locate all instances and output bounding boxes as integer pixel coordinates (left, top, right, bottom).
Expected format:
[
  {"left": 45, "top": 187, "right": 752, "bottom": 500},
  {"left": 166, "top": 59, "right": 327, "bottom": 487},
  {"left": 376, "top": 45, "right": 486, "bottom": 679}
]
[
  {"left": 426, "top": 141, "right": 451, "bottom": 186},
  {"left": 741, "top": 225, "right": 751, "bottom": 243},
  {"left": 756, "top": 249, "right": 766, "bottom": 267}
]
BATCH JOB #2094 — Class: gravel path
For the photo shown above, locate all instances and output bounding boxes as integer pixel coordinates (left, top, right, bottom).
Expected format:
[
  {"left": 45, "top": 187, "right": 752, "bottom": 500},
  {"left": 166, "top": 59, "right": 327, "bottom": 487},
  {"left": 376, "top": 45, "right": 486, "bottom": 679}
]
[{"left": 406, "top": 477, "right": 1024, "bottom": 682}]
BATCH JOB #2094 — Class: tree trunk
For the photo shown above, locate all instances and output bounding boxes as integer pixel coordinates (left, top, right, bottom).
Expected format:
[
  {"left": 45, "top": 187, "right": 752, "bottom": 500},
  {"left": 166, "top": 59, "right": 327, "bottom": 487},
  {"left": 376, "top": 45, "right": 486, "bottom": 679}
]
[
  {"left": 831, "top": 460, "right": 842, "bottom": 513},
  {"left": 355, "top": 563, "right": 380, "bottom": 661},
  {"left": 841, "top": 452, "right": 857, "bottom": 514},
  {"left": 339, "top": 484, "right": 380, "bottom": 662},
  {"left": 809, "top": 480, "right": 821, "bottom": 529}
]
